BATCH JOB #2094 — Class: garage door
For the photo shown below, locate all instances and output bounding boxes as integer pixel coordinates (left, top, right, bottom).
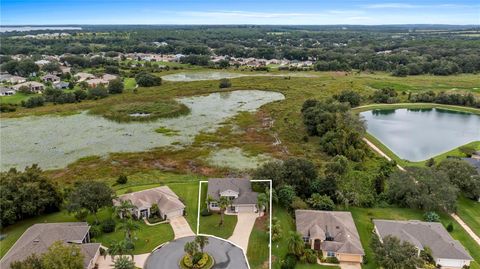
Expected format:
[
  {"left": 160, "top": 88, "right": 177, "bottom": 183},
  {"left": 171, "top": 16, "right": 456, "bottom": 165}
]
[
  {"left": 236, "top": 205, "right": 255, "bottom": 213},
  {"left": 166, "top": 209, "right": 184, "bottom": 219}
]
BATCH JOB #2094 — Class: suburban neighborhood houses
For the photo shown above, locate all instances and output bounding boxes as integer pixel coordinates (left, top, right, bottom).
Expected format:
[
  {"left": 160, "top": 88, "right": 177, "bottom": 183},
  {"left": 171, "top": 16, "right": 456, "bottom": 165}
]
[
  {"left": 295, "top": 210, "right": 365, "bottom": 266},
  {"left": 0, "top": 223, "right": 101, "bottom": 269},
  {"left": 207, "top": 178, "right": 259, "bottom": 213},
  {"left": 374, "top": 220, "right": 474, "bottom": 269},
  {"left": 114, "top": 186, "right": 185, "bottom": 220}
]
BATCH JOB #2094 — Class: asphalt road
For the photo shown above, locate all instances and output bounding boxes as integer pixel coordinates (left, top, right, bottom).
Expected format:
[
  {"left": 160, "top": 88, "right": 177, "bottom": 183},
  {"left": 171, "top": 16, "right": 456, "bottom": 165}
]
[{"left": 144, "top": 236, "right": 249, "bottom": 269}]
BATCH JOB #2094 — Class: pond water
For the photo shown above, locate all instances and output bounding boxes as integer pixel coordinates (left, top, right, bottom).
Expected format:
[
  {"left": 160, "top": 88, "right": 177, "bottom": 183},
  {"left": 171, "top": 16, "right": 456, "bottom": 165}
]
[
  {"left": 162, "top": 71, "right": 317, "bottom": 81},
  {"left": 0, "top": 90, "right": 284, "bottom": 171},
  {"left": 361, "top": 108, "right": 480, "bottom": 162}
]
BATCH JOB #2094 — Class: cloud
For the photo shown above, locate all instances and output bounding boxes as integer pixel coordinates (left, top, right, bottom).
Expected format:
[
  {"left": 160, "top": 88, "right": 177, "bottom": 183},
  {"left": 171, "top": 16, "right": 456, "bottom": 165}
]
[{"left": 362, "top": 3, "right": 479, "bottom": 9}]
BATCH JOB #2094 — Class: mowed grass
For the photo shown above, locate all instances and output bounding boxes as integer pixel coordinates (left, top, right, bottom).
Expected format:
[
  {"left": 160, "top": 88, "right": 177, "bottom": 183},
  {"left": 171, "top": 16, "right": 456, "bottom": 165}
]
[
  {"left": 457, "top": 196, "right": 480, "bottom": 237},
  {"left": 247, "top": 215, "right": 269, "bottom": 269},
  {"left": 350, "top": 207, "right": 480, "bottom": 269},
  {"left": 272, "top": 206, "right": 295, "bottom": 269},
  {"left": 0, "top": 92, "right": 35, "bottom": 104},
  {"left": 198, "top": 213, "right": 237, "bottom": 239}
]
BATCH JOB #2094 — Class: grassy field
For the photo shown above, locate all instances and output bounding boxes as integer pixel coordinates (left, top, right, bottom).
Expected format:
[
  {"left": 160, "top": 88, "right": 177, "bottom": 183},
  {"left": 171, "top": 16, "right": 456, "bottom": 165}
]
[
  {"left": 0, "top": 92, "right": 36, "bottom": 104},
  {"left": 247, "top": 215, "right": 270, "bottom": 269},
  {"left": 457, "top": 196, "right": 480, "bottom": 237},
  {"left": 272, "top": 206, "right": 296, "bottom": 269}
]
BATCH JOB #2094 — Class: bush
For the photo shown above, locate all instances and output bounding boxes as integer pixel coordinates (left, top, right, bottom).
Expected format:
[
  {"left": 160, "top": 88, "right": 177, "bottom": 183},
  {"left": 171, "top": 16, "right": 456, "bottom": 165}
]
[
  {"left": 101, "top": 218, "right": 116, "bottom": 233},
  {"left": 116, "top": 175, "right": 128, "bottom": 184},
  {"left": 89, "top": 225, "right": 102, "bottom": 238},
  {"left": 219, "top": 78, "right": 231, "bottom": 88},
  {"left": 447, "top": 223, "right": 454, "bottom": 232},
  {"left": 87, "top": 87, "right": 108, "bottom": 99},
  {"left": 325, "top": 257, "right": 339, "bottom": 264},
  {"left": 0, "top": 103, "right": 17, "bottom": 112},
  {"left": 281, "top": 254, "right": 297, "bottom": 269},
  {"left": 424, "top": 211, "right": 440, "bottom": 222},
  {"left": 21, "top": 96, "right": 45, "bottom": 108},
  {"left": 200, "top": 208, "right": 212, "bottom": 216},
  {"left": 304, "top": 249, "right": 317, "bottom": 264},
  {"left": 135, "top": 72, "right": 162, "bottom": 87},
  {"left": 108, "top": 78, "right": 124, "bottom": 94}
]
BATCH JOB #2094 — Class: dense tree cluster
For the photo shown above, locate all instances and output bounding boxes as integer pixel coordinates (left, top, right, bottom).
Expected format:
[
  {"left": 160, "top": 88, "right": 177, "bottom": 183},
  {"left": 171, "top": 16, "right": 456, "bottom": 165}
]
[
  {"left": 302, "top": 99, "right": 367, "bottom": 161},
  {"left": 409, "top": 91, "right": 479, "bottom": 108},
  {"left": 437, "top": 159, "right": 480, "bottom": 200},
  {"left": 2, "top": 26, "right": 479, "bottom": 75},
  {"left": 371, "top": 235, "right": 423, "bottom": 269},
  {"left": 0, "top": 165, "right": 62, "bottom": 227},
  {"left": 371, "top": 88, "right": 399, "bottom": 103},
  {"left": 135, "top": 72, "right": 162, "bottom": 87}
]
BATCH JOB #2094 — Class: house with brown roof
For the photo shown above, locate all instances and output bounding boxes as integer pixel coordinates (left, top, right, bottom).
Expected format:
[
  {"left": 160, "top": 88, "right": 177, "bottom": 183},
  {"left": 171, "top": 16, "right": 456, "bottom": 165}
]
[
  {"left": 0, "top": 222, "right": 100, "bottom": 269},
  {"left": 295, "top": 210, "right": 365, "bottom": 264},
  {"left": 207, "top": 178, "right": 259, "bottom": 213},
  {"left": 42, "top": 74, "right": 60, "bottom": 82},
  {"left": 373, "top": 220, "right": 473, "bottom": 269},
  {"left": 114, "top": 186, "right": 185, "bottom": 220}
]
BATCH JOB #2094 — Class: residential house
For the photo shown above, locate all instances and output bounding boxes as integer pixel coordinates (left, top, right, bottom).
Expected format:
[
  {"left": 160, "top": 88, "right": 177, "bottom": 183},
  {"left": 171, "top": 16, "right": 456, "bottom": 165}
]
[
  {"left": 74, "top": 72, "right": 95, "bottom": 82},
  {"left": 34, "top": 59, "right": 50, "bottom": 66},
  {"left": 0, "top": 74, "right": 27, "bottom": 84},
  {"left": 53, "top": 81, "right": 70, "bottom": 89},
  {"left": 373, "top": 220, "right": 473, "bottom": 268},
  {"left": 60, "top": 66, "right": 71, "bottom": 74},
  {"left": 207, "top": 178, "right": 259, "bottom": 213},
  {"left": 0, "top": 86, "right": 16, "bottom": 96},
  {"left": 42, "top": 74, "right": 60, "bottom": 83},
  {"left": 0, "top": 222, "right": 101, "bottom": 269},
  {"left": 295, "top": 210, "right": 365, "bottom": 264},
  {"left": 12, "top": 81, "right": 45, "bottom": 93},
  {"left": 114, "top": 186, "right": 185, "bottom": 220}
]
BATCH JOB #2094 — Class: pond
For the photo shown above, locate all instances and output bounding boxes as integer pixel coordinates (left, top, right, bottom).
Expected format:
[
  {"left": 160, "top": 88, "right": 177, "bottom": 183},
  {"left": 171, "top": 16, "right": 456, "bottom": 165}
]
[
  {"left": 361, "top": 108, "right": 480, "bottom": 162},
  {"left": 0, "top": 90, "right": 284, "bottom": 171},
  {"left": 162, "top": 71, "right": 317, "bottom": 81}
]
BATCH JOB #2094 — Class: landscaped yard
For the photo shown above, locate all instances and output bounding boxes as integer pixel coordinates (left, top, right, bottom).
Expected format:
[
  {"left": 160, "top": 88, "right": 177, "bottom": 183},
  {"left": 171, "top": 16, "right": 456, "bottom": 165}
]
[
  {"left": 198, "top": 213, "right": 237, "bottom": 239},
  {"left": 457, "top": 196, "right": 480, "bottom": 237},
  {"left": 247, "top": 215, "right": 269, "bottom": 269},
  {"left": 272, "top": 206, "right": 295, "bottom": 269},
  {"left": 349, "top": 207, "right": 480, "bottom": 269}
]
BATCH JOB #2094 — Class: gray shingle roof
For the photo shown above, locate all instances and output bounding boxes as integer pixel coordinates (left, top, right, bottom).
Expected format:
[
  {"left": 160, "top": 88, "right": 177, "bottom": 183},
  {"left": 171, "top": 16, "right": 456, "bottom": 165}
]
[
  {"left": 373, "top": 220, "right": 473, "bottom": 261},
  {"left": 462, "top": 158, "right": 480, "bottom": 173},
  {"left": 0, "top": 222, "right": 100, "bottom": 269},
  {"left": 207, "top": 178, "right": 258, "bottom": 205},
  {"left": 114, "top": 186, "right": 185, "bottom": 213},
  {"left": 295, "top": 210, "right": 364, "bottom": 255}
]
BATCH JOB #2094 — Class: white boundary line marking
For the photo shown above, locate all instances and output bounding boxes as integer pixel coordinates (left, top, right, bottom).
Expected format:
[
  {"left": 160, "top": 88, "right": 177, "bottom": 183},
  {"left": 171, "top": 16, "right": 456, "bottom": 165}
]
[{"left": 196, "top": 179, "right": 272, "bottom": 269}]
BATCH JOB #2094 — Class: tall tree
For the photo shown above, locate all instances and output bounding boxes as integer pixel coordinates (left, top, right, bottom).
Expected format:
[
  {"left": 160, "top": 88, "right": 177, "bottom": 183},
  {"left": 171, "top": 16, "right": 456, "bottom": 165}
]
[
  {"left": 371, "top": 235, "right": 423, "bottom": 269},
  {"left": 41, "top": 241, "right": 84, "bottom": 269},
  {"left": 195, "top": 236, "right": 209, "bottom": 253},
  {"left": 66, "top": 181, "right": 115, "bottom": 223},
  {"left": 218, "top": 196, "right": 231, "bottom": 226}
]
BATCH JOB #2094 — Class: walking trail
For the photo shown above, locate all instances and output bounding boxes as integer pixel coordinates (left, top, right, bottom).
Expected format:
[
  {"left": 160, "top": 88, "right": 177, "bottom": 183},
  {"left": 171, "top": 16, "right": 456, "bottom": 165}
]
[{"left": 363, "top": 137, "right": 480, "bottom": 247}]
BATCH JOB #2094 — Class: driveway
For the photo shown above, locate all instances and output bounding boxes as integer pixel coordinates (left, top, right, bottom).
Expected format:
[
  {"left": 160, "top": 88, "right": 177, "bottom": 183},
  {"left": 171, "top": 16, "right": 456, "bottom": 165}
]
[
  {"left": 144, "top": 236, "right": 249, "bottom": 269},
  {"left": 170, "top": 216, "right": 195, "bottom": 239},
  {"left": 228, "top": 213, "right": 258, "bottom": 251},
  {"left": 339, "top": 262, "right": 362, "bottom": 269}
]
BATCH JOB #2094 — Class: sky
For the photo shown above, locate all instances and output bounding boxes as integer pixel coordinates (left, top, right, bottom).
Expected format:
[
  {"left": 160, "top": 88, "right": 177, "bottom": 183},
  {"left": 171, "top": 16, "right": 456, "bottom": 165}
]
[{"left": 1, "top": 0, "right": 479, "bottom": 25}]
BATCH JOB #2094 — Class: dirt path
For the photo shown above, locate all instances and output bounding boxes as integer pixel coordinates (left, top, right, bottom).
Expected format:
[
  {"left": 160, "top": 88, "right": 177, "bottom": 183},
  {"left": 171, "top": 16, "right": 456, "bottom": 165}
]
[{"left": 363, "top": 137, "right": 480, "bottom": 247}]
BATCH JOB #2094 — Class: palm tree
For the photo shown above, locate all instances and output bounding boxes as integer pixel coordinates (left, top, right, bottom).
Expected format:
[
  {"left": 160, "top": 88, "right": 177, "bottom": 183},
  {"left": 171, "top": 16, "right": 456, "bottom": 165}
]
[
  {"left": 108, "top": 240, "right": 127, "bottom": 261},
  {"left": 218, "top": 196, "right": 231, "bottom": 226},
  {"left": 184, "top": 241, "right": 198, "bottom": 257},
  {"left": 118, "top": 219, "right": 140, "bottom": 241},
  {"left": 257, "top": 193, "right": 268, "bottom": 216},
  {"left": 114, "top": 200, "right": 136, "bottom": 219},
  {"left": 195, "top": 236, "right": 209, "bottom": 253},
  {"left": 287, "top": 231, "right": 304, "bottom": 258},
  {"left": 113, "top": 255, "right": 135, "bottom": 269}
]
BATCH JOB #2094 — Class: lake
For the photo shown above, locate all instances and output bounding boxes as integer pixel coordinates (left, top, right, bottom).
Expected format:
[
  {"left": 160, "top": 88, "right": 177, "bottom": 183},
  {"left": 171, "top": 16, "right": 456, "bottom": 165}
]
[
  {"left": 162, "top": 71, "right": 317, "bottom": 81},
  {"left": 0, "top": 90, "right": 284, "bottom": 171},
  {"left": 361, "top": 108, "right": 480, "bottom": 162}
]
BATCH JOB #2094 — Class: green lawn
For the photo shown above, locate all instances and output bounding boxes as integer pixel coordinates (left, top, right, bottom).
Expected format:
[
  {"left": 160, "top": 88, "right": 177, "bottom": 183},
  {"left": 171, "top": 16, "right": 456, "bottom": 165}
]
[
  {"left": 0, "top": 92, "right": 35, "bottom": 104},
  {"left": 124, "top": 78, "right": 137, "bottom": 90},
  {"left": 198, "top": 213, "right": 237, "bottom": 239},
  {"left": 457, "top": 196, "right": 480, "bottom": 237},
  {"left": 349, "top": 207, "right": 480, "bottom": 269},
  {"left": 247, "top": 215, "right": 269, "bottom": 269},
  {"left": 272, "top": 206, "right": 296, "bottom": 269}
]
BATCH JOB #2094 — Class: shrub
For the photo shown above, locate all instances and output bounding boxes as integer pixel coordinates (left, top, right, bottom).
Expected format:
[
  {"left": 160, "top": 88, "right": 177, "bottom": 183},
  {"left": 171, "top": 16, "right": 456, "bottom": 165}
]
[
  {"left": 116, "top": 175, "right": 128, "bottom": 184},
  {"left": 200, "top": 208, "right": 212, "bottom": 216},
  {"left": 108, "top": 78, "right": 124, "bottom": 94},
  {"left": 135, "top": 72, "right": 161, "bottom": 87},
  {"left": 219, "top": 78, "right": 231, "bottom": 88},
  {"left": 0, "top": 103, "right": 17, "bottom": 112},
  {"left": 21, "top": 96, "right": 45, "bottom": 108},
  {"left": 304, "top": 249, "right": 317, "bottom": 264},
  {"left": 325, "top": 257, "right": 339, "bottom": 264},
  {"left": 447, "top": 223, "right": 454, "bottom": 232},
  {"left": 101, "top": 218, "right": 116, "bottom": 233},
  {"left": 87, "top": 87, "right": 108, "bottom": 99},
  {"left": 424, "top": 211, "right": 440, "bottom": 222},
  {"left": 281, "top": 254, "right": 297, "bottom": 269},
  {"left": 89, "top": 225, "right": 102, "bottom": 238},
  {"left": 290, "top": 196, "right": 308, "bottom": 210}
]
